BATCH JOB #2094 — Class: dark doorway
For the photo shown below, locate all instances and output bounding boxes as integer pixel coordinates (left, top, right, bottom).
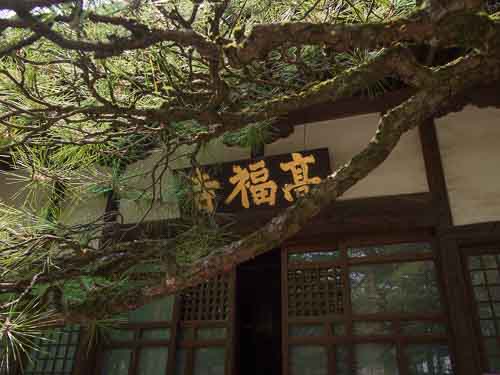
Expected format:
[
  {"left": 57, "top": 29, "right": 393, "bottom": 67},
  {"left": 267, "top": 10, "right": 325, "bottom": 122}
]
[{"left": 237, "top": 249, "right": 282, "bottom": 375}]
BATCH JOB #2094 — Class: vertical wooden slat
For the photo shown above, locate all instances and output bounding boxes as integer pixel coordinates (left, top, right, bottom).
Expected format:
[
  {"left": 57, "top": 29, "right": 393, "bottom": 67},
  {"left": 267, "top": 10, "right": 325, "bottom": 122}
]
[
  {"left": 52, "top": 328, "right": 64, "bottom": 374},
  {"left": 73, "top": 326, "right": 94, "bottom": 375},
  {"left": 93, "top": 338, "right": 105, "bottom": 375},
  {"left": 225, "top": 271, "right": 237, "bottom": 375},
  {"left": 282, "top": 248, "right": 290, "bottom": 375},
  {"left": 185, "top": 348, "right": 194, "bottom": 375},
  {"left": 430, "top": 234, "right": 459, "bottom": 374},
  {"left": 167, "top": 295, "right": 182, "bottom": 375},
  {"left": 340, "top": 242, "right": 354, "bottom": 375},
  {"left": 129, "top": 328, "right": 140, "bottom": 375},
  {"left": 394, "top": 320, "right": 409, "bottom": 375},
  {"left": 327, "top": 322, "right": 336, "bottom": 375},
  {"left": 419, "top": 120, "right": 483, "bottom": 375}
]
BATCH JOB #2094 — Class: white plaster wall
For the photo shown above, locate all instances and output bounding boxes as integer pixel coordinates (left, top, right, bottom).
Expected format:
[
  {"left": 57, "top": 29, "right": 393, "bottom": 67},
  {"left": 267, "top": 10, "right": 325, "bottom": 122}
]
[
  {"left": 120, "top": 139, "right": 250, "bottom": 223},
  {"left": 58, "top": 164, "right": 111, "bottom": 227},
  {"left": 197, "top": 137, "right": 249, "bottom": 165},
  {"left": 436, "top": 106, "right": 500, "bottom": 226},
  {"left": 120, "top": 113, "right": 429, "bottom": 223},
  {"left": 59, "top": 193, "right": 108, "bottom": 227},
  {"left": 120, "top": 149, "right": 181, "bottom": 223},
  {"left": 0, "top": 170, "right": 51, "bottom": 211},
  {"left": 265, "top": 113, "right": 429, "bottom": 199},
  {"left": 0, "top": 169, "right": 106, "bottom": 240},
  {"left": 0, "top": 171, "right": 106, "bottom": 259},
  {"left": 5, "top": 107, "right": 498, "bottom": 228},
  {"left": 0, "top": 171, "right": 27, "bottom": 208}
]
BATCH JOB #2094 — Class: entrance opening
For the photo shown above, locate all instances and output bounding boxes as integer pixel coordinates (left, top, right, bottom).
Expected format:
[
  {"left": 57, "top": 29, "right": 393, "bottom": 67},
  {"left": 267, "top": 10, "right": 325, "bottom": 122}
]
[{"left": 237, "top": 248, "right": 282, "bottom": 375}]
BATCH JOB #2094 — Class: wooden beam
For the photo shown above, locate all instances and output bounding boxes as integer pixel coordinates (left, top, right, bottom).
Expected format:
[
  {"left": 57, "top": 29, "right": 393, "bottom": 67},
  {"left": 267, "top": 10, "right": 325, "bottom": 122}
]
[
  {"left": 444, "top": 221, "right": 500, "bottom": 247},
  {"left": 280, "top": 89, "right": 414, "bottom": 127},
  {"left": 419, "top": 120, "right": 483, "bottom": 375},
  {"left": 112, "top": 192, "right": 437, "bottom": 243},
  {"left": 272, "top": 83, "right": 500, "bottom": 131}
]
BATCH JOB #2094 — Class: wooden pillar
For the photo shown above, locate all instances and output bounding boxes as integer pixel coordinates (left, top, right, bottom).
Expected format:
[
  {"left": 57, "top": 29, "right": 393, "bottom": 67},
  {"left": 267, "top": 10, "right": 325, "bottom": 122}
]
[
  {"left": 419, "top": 120, "right": 482, "bottom": 375},
  {"left": 226, "top": 270, "right": 237, "bottom": 375},
  {"left": 167, "top": 296, "right": 182, "bottom": 375}
]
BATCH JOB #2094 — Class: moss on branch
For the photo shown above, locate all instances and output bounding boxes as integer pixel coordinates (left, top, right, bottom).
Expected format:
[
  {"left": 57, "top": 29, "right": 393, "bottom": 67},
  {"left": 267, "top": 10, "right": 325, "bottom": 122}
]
[{"left": 60, "top": 52, "right": 500, "bottom": 323}]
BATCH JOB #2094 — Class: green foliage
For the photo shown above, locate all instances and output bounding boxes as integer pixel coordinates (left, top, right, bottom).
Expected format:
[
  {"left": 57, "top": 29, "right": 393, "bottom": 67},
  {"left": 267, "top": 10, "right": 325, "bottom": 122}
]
[
  {"left": 173, "top": 221, "right": 237, "bottom": 266},
  {"left": 333, "top": 49, "right": 395, "bottom": 97},
  {"left": 83, "top": 316, "right": 127, "bottom": 356},
  {"left": 223, "top": 121, "right": 274, "bottom": 148},
  {"left": 0, "top": 300, "right": 56, "bottom": 373},
  {"left": 0, "top": 0, "right": 443, "bottom": 350}
]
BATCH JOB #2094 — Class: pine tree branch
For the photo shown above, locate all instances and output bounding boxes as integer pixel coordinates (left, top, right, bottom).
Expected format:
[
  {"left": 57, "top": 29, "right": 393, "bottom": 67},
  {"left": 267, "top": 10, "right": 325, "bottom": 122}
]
[
  {"left": 57, "top": 51, "right": 500, "bottom": 322},
  {"left": 14, "top": 8, "right": 220, "bottom": 60},
  {"left": 0, "top": 0, "right": 74, "bottom": 10},
  {"left": 1, "top": 0, "right": 500, "bottom": 325},
  {"left": 225, "top": 10, "right": 500, "bottom": 66}
]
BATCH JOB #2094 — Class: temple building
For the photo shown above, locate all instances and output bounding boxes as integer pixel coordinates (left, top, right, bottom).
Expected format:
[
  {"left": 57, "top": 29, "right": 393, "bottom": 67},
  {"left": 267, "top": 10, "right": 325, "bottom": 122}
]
[{"left": 3, "top": 86, "right": 500, "bottom": 375}]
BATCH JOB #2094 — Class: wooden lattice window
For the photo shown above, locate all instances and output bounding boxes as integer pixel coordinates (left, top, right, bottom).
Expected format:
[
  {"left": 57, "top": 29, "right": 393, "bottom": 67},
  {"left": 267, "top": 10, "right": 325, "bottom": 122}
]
[
  {"left": 466, "top": 251, "right": 500, "bottom": 372},
  {"left": 97, "top": 296, "right": 176, "bottom": 375},
  {"left": 283, "top": 237, "right": 454, "bottom": 375},
  {"left": 24, "top": 325, "right": 80, "bottom": 375},
  {"left": 287, "top": 267, "right": 343, "bottom": 317},
  {"left": 176, "top": 272, "right": 235, "bottom": 375},
  {"left": 180, "top": 274, "right": 230, "bottom": 321}
]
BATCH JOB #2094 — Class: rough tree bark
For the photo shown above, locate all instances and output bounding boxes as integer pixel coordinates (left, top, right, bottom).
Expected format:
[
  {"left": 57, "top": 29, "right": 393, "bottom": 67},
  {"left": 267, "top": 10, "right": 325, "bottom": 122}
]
[
  {"left": 0, "top": 0, "right": 499, "bottom": 324},
  {"left": 65, "top": 52, "right": 500, "bottom": 321}
]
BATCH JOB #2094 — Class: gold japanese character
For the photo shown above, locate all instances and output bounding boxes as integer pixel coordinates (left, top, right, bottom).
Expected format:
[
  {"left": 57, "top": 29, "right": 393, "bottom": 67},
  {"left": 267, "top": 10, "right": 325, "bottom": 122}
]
[
  {"left": 191, "top": 168, "right": 220, "bottom": 213},
  {"left": 248, "top": 161, "right": 278, "bottom": 207},
  {"left": 225, "top": 160, "right": 278, "bottom": 208},
  {"left": 280, "top": 152, "right": 321, "bottom": 202}
]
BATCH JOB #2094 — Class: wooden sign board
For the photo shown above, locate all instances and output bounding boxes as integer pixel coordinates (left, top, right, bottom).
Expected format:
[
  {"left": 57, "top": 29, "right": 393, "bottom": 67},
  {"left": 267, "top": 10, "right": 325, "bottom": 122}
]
[{"left": 177, "top": 148, "right": 331, "bottom": 213}]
